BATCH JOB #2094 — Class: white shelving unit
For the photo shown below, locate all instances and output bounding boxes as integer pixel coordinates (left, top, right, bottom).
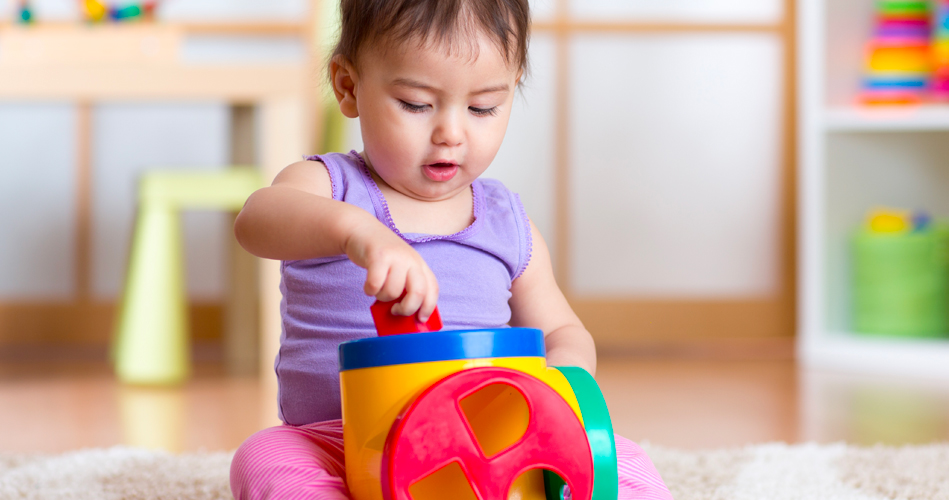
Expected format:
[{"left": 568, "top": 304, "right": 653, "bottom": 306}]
[
  {"left": 798, "top": 0, "right": 949, "bottom": 379},
  {"left": 825, "top": 105, "right": 949, "bottom": 131}
]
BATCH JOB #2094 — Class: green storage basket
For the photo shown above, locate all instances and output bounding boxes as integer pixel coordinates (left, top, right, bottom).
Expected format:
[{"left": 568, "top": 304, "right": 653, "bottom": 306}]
[{"left": 852, "top": 225, "right": 949, "bottom": 338}]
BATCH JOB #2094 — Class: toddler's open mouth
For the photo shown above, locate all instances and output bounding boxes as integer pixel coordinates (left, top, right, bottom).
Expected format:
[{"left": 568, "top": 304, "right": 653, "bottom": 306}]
[{"left": 423, "top": 162, "right": 459, "bottom": 182}]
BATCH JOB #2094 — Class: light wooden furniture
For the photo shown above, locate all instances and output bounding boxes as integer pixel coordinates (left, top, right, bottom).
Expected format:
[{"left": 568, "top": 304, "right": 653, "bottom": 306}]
[
  {"left": 0, "top": 15, "right": 323, "bottom": 409},
  {"left": 0, "top": 24, "right": 313, "bottom": 100},
  {"left": 798, "top": 0, "right": 949, "bottom": 379}
]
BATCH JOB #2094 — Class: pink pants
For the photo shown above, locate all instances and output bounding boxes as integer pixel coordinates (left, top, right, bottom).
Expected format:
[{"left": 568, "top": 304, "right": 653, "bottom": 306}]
[{"left": 230, "top": 420, "right": 672, "bottom": 500}]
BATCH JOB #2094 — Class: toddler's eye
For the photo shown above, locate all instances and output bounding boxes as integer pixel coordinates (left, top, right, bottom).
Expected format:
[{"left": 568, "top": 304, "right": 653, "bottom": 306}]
[
  {"left": 469, "top": 106, "right": 499, "bottom": 117},
  {"left": 398, "top": 100, "right": 428, "bottom": 113}
]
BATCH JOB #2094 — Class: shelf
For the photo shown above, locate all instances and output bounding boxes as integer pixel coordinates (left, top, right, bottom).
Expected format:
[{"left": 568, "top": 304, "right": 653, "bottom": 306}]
[
  {"left": 800, "top": 332, "right": 949, "bottom": 380},
  {"left": 0, "top": 20, "right": 308, "bottom": 36},
  {"left": 799, "top": 0, "right": 949, "bottom": 380},
  {"left": 825, "top": 105, "right": 949, "bottom": 132},
  {"left": 0, "top": 24, "right": 308, "bottom": 100}
]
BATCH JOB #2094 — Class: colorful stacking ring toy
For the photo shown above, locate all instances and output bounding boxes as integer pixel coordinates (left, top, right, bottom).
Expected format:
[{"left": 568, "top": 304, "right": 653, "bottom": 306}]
[
  {"left": 861, "top": 0, "right": 932, "bottom": 105},
  {"left": 934, "top": 1, "right": 949, "bottom": 99}
]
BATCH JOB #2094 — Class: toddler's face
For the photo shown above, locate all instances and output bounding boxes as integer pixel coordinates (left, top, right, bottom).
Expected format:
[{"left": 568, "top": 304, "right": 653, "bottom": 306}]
[{"left": 347, "top": 32, "right": 520, "bottom": 202}]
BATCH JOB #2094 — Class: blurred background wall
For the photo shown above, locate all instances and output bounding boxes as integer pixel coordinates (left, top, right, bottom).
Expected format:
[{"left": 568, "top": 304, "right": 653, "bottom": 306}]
[
  {"left": 346, "top": 0, "right": 795, "bottom": 354},
  {"left": 0, "top": 0, "right": 795, "bottom": 360}
]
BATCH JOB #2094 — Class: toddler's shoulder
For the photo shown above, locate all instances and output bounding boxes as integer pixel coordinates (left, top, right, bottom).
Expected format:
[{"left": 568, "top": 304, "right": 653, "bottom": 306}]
[
  {"left": 271, "top": 158, "right": 334, "bottom": 199},
  {"left": 477, "top": 178, "right": 525, "bottom": 215},
  {"left": 473, "top": 178, "right": 532, "bottom": 278},
  {"left": 295, "top": 151, "right": 369, "bottom": 202},
  {"left": 303, "top": 151, "right": 361, "bottom": 168},
  {"left": 477, "top": 177, "right": 519, "bottom": 203},
  {"left": 477, "top": 177, "right": 511, "bottom": 190}
]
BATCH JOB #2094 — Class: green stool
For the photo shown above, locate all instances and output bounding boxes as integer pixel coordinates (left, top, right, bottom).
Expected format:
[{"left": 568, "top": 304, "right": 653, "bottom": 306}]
[{"left": 113, "top": 167, "right": 265, "bottom": 385}]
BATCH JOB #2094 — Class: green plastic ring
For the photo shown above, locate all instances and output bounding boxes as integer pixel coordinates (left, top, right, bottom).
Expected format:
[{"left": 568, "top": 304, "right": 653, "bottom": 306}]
[{"left": 543, "top": 366, "right": 618, "bottom": 500}]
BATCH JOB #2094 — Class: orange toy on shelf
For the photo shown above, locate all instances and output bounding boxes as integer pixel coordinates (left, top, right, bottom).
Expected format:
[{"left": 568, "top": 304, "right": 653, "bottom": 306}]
[{"left": 81, "top": 0, "right": 108, "bottom": 21}]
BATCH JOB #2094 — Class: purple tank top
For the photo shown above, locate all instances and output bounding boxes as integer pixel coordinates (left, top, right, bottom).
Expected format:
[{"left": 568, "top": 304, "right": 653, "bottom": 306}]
[{"left": 275, "top": 151, "right": 533, "bottom": 425}]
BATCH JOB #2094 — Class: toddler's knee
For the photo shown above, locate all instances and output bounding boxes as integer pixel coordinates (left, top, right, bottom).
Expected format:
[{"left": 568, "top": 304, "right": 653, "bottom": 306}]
[
  {"left": 230, "top": 426, "right": 294, "bottom": 499},
  {"left": 230, "top": 425, "right": 351, "bottom": 500},
  {"left": 233, "top": 427, "right": 285, "bottom": 467}
]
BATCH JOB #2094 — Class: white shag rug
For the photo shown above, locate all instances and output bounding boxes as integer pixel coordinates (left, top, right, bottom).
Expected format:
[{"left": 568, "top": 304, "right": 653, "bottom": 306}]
[{"left": 1, "top": 442, "right": 948, "bottom": 499}]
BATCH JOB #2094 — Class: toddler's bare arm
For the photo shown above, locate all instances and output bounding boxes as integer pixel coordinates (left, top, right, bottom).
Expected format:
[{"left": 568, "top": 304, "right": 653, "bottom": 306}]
[
  {"left": 236, "top": 160, "right": 367, "bottom": 260},
  {"left": 509, "top": 219, "right": 597, "bottom": 375},
  {"left": 234, "top": 160, "right": 439, "bottom": 320}
]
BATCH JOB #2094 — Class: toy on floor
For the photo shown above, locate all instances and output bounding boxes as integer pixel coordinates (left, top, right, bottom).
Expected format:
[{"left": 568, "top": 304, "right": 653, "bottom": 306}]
[
  {"left": 861, "top": 0, "right": 932, "bottom": 105},
  {"left": 80, "top": 0, "right": 157, "bottom": 23},
  {"left": 338, "top": 300, "right": 619, "bottom": 500}
]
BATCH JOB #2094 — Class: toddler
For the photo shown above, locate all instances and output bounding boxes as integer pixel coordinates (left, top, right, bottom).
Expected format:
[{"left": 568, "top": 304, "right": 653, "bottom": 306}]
[{"left": 229, "top": 0, "right": 673, "bottom": 498}]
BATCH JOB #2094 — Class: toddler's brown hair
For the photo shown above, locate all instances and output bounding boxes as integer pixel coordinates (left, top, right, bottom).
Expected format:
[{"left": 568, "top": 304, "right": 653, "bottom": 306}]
[{"left": 331, "top": 0, "right": 530, "bottom": 74}]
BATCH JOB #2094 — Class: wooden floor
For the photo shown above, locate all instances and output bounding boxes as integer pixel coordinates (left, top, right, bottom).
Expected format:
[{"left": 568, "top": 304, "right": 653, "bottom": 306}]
[{"left": 1, "top": 356, "right": 948, "bottom": 453}]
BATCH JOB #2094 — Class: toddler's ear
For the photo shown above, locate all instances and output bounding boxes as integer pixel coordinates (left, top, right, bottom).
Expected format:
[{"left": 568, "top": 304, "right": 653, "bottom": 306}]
[{"left": 330, "top": 56, "right": 359, "bottom": 118}]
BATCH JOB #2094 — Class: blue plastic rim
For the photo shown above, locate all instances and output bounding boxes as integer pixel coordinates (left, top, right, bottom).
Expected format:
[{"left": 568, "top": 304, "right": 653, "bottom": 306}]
[
  {"left": 338, "top": 327, "right": 545, "bottom": 371},
  {"left": 863, "top": 78, "right": 928, "bottom": 89}
]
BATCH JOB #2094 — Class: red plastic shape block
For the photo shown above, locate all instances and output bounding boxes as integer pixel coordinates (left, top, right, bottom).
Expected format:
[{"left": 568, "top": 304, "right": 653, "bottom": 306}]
[
  {"left": 370, "top": 297, "right": 442, "bottom": 336},
  {"left": 381, "top": 367, "right": 594, "bottom": 500}
]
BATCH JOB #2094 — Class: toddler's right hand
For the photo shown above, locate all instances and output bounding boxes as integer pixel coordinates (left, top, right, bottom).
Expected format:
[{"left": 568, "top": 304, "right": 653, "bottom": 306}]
[{"left": 344, "top": 220, "right": 439, "bottom": 322}]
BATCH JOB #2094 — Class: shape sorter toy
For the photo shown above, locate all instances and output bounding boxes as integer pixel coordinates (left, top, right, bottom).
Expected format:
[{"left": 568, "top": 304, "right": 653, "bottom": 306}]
[{"left": 338, "top": 300, "right": 619, "bottom": 500}]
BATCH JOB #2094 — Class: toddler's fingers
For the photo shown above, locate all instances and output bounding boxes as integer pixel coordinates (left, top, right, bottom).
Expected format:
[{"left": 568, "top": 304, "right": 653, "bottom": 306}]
[
  {"left": 377, "top": 265, "right": 407, "bottom": 304},
  {"left": 363, "top": 263, "right": 388, "bottom": 297},
  {"left": 417, "top": 268, "right": 439, "bottom": 323},
  {"left": 394, "top": 268, "right": 427, "bottom": 318}
]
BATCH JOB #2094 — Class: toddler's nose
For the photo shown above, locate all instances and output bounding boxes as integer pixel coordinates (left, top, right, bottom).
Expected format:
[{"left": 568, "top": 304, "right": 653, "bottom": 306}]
[{"left": 432, "top": 111, "right": 464, "bottom": 147}]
